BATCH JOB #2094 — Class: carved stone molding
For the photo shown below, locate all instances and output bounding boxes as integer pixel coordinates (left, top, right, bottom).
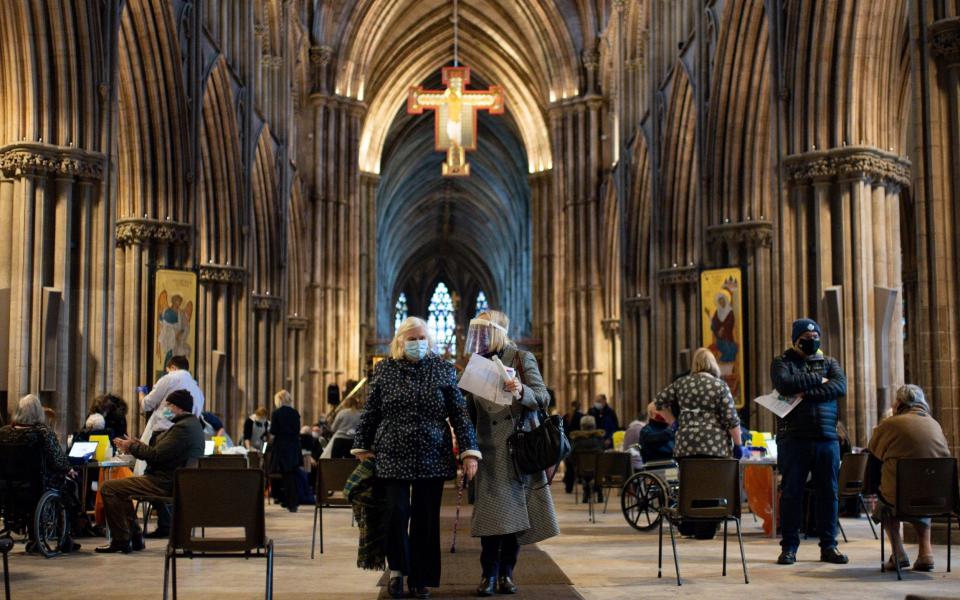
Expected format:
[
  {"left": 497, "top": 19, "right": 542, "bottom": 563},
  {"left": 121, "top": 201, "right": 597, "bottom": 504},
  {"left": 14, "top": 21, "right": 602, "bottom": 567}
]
[
  {"left": 116, "top": 218, "right": 192, "bottom": 247},
  {"left": 199, "top": 264, "right": 246, "bottom": 285},
  {"left": 601, "top": 318, "right": 621, "bottom": 337},
  {"left": 252, "top": 293, "right": 282, "bottom": 312},
  {"left": 0, "top": 142, "right": 104, "bottom": 180},
  {"left": 287, "top": 316, "right": 309, "bottom": 330},
  {"left": 624, "top": 295, "right": 652, "bottom": 313},
  {"left": 309, "top": 93, "right": 367, "bottom": 116},
  {"left": 658, "top": 265, "right": 699, "bottom": 285},
  {"left": 309, "top": 45, "right": 334, "bottom": 66},
  {"left": 930, "top": 18, "right": 960, "bottom": 66},
  {"left": 707, "top": 220, "right": 774, "bottom": 251},
  {"left": 581, "top": 49, "right": 600, "bottom": 72},
  {"left": 782, "top": 146, "right": 911, "bottom": 191}
]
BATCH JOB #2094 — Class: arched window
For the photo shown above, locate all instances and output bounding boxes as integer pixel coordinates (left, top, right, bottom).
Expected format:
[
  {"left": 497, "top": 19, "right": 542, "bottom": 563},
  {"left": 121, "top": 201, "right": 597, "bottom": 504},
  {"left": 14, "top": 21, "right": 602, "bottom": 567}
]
[
  {"left": 475, "top": 290, "right": 489, "bottom": 315},
  {"left": 427, "top": 282, "right": 456, "bottom": 356},
  {"left": 394, "top": 292, "right": 408, "bottom": 333}
]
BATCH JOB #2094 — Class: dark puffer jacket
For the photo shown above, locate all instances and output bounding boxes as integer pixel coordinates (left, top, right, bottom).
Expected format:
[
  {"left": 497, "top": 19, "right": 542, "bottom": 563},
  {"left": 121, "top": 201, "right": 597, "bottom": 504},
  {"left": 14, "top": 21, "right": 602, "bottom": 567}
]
[
  {"left": 353, "top": 354, "right": 479, "bottom": 480},
  {"left": 770, "top": 348, "right": 847, "bottom": 440}
]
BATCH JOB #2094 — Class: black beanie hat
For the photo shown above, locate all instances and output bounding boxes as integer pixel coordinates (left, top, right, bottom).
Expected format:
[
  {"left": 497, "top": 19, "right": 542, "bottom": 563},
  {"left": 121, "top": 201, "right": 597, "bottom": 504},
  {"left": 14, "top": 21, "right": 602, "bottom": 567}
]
[{"left": 165, "top": 389, "right": 194, "bottom": 413}]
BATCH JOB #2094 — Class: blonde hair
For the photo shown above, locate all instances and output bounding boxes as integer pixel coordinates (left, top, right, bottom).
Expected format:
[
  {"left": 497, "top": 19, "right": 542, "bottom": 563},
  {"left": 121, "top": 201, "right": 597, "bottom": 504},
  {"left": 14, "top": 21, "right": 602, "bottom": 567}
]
[
  {"left": 14, "top": 394, "right": 45, "bottom": 426},
  {"left": 475, "top": 310, "right": 511, "bottom": 352},
  {"left": 390, "top": 316, "right": 434, "bottom": 360},
  {"left": 691, "top": 347, "right": 721, "bottom": 378},
  {"left": 273, "top": 389, "right": 293, "bottom": 408}
]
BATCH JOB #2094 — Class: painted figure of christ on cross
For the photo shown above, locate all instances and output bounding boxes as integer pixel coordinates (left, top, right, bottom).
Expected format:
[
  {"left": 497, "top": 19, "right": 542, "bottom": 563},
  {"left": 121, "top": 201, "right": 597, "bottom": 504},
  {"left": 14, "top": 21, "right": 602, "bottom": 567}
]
[{"left": 407, "top": 66, "right": 505, "bottom": 176}]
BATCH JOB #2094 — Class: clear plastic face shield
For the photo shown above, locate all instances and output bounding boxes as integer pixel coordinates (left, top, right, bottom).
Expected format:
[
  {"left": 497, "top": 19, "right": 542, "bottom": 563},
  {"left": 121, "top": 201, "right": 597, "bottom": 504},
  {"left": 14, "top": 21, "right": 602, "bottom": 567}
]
[{"left": 464, "top": 318, "right": 507, "bottom": 355}]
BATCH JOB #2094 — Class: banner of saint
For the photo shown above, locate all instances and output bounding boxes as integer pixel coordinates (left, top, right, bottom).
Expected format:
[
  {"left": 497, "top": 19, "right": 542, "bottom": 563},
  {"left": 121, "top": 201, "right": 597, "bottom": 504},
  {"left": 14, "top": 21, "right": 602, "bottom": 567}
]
[
  {"left": 154, "top": 269, "right": 197, "bottom": 379},
  {"left": 700, "top": 268, "right": 745, "bottom": 408},
  {"left": 407, "top": 66, "right": 505, "bottom": 177}
]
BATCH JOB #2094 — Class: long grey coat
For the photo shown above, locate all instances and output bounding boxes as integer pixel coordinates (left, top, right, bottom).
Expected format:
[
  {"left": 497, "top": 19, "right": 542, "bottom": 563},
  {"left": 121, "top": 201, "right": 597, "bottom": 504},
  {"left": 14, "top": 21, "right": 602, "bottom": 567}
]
[{"left": 465, "top": 346, "right": 560, "bottom": 544}]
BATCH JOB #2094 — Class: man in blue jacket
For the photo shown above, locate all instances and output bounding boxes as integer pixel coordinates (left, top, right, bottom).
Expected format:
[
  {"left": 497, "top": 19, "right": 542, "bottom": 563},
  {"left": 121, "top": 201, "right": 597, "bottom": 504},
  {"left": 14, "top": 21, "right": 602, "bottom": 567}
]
[{"left": 771, "top": 318, "right": 848, "bottom": 565}]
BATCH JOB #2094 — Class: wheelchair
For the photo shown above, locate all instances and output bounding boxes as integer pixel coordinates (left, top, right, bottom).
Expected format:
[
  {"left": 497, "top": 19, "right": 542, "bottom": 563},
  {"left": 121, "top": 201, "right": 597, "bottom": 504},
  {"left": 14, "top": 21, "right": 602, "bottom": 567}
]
[
  {"left": 0, "top": 440, "right": 70, "bottom": 557},
  {"left": 620, "top": 457, "right": 680, "bottom": 531}
]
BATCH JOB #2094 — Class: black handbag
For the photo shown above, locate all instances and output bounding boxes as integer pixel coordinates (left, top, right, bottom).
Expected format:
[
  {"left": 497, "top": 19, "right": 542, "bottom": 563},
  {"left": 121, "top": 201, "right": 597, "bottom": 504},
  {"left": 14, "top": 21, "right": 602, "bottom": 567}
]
[{"left": 507, "top": 408, "right": 571, "bottom": 485}]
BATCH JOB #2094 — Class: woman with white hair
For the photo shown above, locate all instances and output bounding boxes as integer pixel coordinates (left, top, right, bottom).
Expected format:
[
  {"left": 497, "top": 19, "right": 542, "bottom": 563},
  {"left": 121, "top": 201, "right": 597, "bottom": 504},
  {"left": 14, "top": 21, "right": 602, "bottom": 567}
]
[
  {"left": 269, "top": 389, "right": 303, "bottom": 512},
  {"left": 867, "top": 384, "right": 951, "bottom": 572},
  {"left": 353, "top": 316, "right": 480, "bottom": 600},
  {"left": 462, "top": 310, "right": 559, "bottom": 597},
  {"left": 0, "top": 395, "right": 81, "bottom": 552}
]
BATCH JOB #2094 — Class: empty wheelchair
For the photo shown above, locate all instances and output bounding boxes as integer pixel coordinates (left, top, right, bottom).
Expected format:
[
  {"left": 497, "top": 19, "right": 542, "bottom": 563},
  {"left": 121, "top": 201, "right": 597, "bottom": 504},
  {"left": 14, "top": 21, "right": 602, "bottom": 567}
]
[
  {"left": 621, "top": 458, "right": 680, "bottom": 531},
  {"left": 0, "top": 440, "right": 70, "bottom": 557}
]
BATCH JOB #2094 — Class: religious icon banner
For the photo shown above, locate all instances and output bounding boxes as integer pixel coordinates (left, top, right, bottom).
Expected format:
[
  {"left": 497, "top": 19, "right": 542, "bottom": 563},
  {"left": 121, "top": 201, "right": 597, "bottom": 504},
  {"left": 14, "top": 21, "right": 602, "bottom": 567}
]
[
  {"left": 154, "top": 269, "right": 197, "bottom": 380},
  {"left": 701, "top": 268, "right": 745, "bottom": 408}
]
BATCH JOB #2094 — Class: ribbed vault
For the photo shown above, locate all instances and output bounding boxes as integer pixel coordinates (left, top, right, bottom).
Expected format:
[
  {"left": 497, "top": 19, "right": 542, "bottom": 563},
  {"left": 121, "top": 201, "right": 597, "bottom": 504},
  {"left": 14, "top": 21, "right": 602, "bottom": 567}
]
[{"left": 375, "top": 69, "right": 531, "bottom": 339}]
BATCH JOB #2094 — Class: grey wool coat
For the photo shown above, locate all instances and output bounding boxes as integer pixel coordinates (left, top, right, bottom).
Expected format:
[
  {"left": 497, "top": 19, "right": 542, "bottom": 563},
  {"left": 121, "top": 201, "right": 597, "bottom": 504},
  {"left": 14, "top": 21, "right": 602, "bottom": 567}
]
[{"left": 465, "top": 345, "right": 560, "bottom": 544}]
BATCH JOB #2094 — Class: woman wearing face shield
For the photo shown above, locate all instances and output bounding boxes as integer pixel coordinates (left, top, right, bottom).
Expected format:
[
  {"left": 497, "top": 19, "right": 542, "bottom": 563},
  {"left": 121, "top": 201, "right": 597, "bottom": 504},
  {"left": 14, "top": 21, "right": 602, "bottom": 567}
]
[
  {"left": 463, "top": 310, "right": 560, "bottom": 597},
  {"left": 352, "top": 316, "right": 481, "bottom": 600}
]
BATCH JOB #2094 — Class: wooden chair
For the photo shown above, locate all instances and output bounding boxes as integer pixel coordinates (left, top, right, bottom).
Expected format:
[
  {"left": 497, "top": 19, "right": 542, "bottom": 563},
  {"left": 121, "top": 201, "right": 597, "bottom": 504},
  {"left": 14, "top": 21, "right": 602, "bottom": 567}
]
[
  {"left": 311, "top": 458, "right": 358, "bottom": 559},
  {"left": 163, "top": 469, "right": 273, "bottom": 599},
  {"left": 658, "top": 458, "right": 749, "bottom": 586},
  {"left": 596, "top": 452, "right": 633, "bottom": 514},
  {"left": 880, "top": 457, "right": 958, "bottom": 580}
]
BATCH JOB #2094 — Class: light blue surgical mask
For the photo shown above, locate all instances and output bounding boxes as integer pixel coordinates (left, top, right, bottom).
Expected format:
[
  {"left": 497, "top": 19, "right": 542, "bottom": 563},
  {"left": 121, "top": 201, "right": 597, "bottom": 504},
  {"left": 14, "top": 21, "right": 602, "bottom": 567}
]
[
  {"left": 162, "top": 407, "right": 175, "bottom": 421},
  {"left": 404, "top": 339, "right": 429, "bottom": 361}
]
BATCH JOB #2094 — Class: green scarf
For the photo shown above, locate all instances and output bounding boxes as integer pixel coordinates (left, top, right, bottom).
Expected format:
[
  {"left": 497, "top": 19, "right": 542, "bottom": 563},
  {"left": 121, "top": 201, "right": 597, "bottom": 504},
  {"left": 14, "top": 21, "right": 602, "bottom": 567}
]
[{"left": 344, "top": 458, "right": 386, "bottom": 571}]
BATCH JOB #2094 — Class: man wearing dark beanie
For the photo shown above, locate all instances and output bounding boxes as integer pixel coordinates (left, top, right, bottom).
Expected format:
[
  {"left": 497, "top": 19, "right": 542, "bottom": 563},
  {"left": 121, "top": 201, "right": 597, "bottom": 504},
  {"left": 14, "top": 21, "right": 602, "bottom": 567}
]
[
  {"left": 771, "top": 318, "right": 848, "bottom": 566},
  {"left": 95, "top": 390, "right": 205, "bottom": 553}
]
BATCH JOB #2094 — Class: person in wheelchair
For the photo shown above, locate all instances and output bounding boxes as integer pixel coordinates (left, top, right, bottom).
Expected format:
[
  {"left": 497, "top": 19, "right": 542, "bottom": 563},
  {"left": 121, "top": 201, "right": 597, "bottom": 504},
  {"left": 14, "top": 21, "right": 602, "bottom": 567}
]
[{"left": 0, "top": 394, "right": 82, "bottom": 553}]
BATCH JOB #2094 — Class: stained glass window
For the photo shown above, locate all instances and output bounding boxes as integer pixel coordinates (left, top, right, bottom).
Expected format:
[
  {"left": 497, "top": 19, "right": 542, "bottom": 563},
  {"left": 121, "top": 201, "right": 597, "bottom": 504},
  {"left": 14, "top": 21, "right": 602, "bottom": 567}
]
[
  {"left": 394, "top": 292, "right": 408, "bottom": 334},
  {"left": 427, "top": 282, "right": 456, "bottom": 356},
  {"left": 475, "top": 290, "right": 489, "bottom": 315}
]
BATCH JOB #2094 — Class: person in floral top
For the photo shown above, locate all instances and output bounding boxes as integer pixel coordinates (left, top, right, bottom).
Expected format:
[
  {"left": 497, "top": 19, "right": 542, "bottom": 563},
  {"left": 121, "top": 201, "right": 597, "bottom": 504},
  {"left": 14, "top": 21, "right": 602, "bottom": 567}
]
[{"left": 654, "top": 348, "right": 744, "bottom": 458}]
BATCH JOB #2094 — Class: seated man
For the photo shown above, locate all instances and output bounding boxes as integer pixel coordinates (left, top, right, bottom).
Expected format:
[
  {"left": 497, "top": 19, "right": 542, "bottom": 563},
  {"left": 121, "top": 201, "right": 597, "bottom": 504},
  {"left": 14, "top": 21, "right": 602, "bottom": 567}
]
[
  {"left": 96, "top": 390, "right": 204, "bottom": 553},
  {"left": 867, "top": 384, "right": 951, "bottom": 572},
  {"left": 638, "top": 402, "right": 675, "bottom": 464}
]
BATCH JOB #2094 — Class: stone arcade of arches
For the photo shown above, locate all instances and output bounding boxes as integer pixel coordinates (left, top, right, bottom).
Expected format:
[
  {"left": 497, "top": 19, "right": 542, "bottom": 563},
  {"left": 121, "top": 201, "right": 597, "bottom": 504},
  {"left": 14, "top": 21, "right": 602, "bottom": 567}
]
[{"left": 0, "top": 0, "right": 958, "bottom": 459}]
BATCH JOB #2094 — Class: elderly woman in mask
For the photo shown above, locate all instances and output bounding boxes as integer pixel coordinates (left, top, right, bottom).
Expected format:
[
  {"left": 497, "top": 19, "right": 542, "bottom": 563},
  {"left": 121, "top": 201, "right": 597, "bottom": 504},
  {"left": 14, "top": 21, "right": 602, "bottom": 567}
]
[
  {"left": 353, "top": 316, "right": 480, "bottom": 600},
  {"left": 462, "top": 310, "right": 560, "bottom": 597},
  {"left": 867, "top": 384, "right": 951, "bottom": 572}
]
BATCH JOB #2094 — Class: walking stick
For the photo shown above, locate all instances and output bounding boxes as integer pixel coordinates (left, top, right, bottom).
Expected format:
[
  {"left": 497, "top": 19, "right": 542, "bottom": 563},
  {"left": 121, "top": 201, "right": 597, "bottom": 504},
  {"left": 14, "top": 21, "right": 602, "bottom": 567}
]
[{"left": 450, "top": 468, "right": 467, "bottom": 553}]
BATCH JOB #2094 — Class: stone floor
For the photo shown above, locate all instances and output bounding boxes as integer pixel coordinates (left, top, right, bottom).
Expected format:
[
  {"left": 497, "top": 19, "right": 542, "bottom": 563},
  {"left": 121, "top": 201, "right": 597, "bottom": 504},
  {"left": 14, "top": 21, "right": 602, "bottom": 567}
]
[{"left": 4, "top": 485, "right": 959, "bottom": 599}]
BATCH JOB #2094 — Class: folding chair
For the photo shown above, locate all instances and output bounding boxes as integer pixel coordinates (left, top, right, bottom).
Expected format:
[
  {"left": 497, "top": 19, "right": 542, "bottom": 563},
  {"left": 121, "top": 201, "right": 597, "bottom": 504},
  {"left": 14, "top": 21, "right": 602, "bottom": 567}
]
[
  {"left": 198, "top": 455, "right": 249, "bottom": 469},
  {"left": 596, "top": 452, "right": 633, "bottom": 514},
  {"left": 836, "top": 452, "right": 877, "bottom": 541},
  {"left": 658, "top": 458, "right": 749, "bottom": 586},
  {"left": 879, "top": 457, "right": 958, "bottom": 581},
  {"left": 163, "top": 468, "right": 273, "bottom": 599},
  {"left": 571, "top": 450, "right": 602, "bottom": 523},
  {"left": 1, "top": 536, "right": 12, "bottom": 600},
  {"left": 311, "top": 458, "right": 357, "bottom": 558}
]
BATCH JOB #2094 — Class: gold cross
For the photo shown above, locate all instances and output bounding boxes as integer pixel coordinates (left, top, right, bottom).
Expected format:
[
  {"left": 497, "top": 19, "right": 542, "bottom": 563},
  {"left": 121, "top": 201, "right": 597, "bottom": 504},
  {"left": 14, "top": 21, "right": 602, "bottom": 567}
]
[{"left": 407, "top": 66, "right": 505, "bottom": 177}]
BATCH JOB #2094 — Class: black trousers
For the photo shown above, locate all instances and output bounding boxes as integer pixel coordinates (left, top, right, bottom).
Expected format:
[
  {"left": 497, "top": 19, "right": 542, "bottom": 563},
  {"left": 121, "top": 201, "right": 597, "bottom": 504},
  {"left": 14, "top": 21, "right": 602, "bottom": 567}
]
[
  {"left": 480, "top": 534, "right": 520, "bottom": 578},
  {"left": 281, "top": 471, "right": 299, "bottom": 511},
  {"left": 383, "top": 478, "right": 445, "bottom": 588}
]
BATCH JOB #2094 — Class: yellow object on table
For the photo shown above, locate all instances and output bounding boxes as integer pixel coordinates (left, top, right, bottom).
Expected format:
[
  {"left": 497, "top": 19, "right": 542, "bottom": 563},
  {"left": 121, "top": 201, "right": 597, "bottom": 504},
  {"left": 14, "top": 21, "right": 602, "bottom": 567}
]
[
  {"left": 612, "top": 430, "right": 625, "bottom": 450},
  {"left": 89, "top": 434, "right": 111, "bottom": 461},
  {"left": 213, "top": 436, "right": 226, "bottom": 453},
  {"left": 750, "top": 431, "right": 767, "bottom": 448}
]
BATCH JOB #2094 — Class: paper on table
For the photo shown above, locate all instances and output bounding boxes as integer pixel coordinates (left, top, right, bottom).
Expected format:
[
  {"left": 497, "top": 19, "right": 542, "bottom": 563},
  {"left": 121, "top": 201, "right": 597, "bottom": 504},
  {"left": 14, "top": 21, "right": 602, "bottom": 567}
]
[
  {"left": 459, "top": 353, "right": 514, "bottom": 405},
  {"left": 753, "top": 391, "right": 802, "bottom": 419}
]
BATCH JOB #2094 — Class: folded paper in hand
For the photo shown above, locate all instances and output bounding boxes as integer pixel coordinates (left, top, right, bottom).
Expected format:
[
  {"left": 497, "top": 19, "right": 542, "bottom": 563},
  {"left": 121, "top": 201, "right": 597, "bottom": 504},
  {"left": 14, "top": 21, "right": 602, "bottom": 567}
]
[
  {"left": 459, "top": 353, "right": 515, "bottom": 405},
  {"left": 753, "top": 391, "right": 802, "bottom": 419}
]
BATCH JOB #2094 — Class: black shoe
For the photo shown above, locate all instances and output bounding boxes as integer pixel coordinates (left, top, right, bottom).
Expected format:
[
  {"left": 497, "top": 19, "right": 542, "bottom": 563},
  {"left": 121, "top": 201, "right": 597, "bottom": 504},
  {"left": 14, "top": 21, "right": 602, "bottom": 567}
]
[
  {"left": 411, "top": 587, "right": 430, "bottom": 599},
  {"left": 288, "top": 507, "right": 299, "bottom": 513},
  {"left": 476, "top": 576, "right": 497, "bottom": 596},
  {"left": 820, "top": 547, "right": 849, "bottom": 564},
  {"left": 61, "top": 538, "right": 81, "bottom": 553},
  {"left": 387, "top": 577, "right": 404, "bottom": 599},
  {"left": 777, "top": 549, "right": 796, "bottom": 564},
  {"left": 95, "top": 541, "right": 132, "bottom": 554},
  {"left": 131, "top": 533, "right": 145, "bottom": 551},
  {"left": 497, "top": 575, "right": 518, "bottom": 594},
  {"left": 144, "top": 528, "right": 170, "bottom": 539}
]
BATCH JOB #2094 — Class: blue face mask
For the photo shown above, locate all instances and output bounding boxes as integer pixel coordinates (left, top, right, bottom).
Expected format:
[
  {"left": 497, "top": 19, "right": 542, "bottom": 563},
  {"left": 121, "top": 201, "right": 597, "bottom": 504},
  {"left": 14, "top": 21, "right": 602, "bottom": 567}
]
[
  {"left": 162, "top": 407, "right": 175, "bottom": 421},
  {"left": 404, "top": 340, "right": 429, "bottom": 361}
]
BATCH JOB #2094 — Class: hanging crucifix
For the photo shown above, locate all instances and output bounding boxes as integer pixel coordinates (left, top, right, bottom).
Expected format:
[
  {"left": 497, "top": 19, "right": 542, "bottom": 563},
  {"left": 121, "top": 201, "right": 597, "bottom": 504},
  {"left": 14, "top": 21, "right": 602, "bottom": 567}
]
[{"left": 407, "top": 66, "right": 505, "bottom": 177}]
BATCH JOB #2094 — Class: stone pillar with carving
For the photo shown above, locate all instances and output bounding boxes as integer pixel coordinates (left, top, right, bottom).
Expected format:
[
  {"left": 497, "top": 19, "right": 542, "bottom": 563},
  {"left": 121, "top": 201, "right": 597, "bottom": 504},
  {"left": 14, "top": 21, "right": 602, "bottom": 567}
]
[
  {"left": 782, "top": 147, "right": 910, "bottom": 442},
  {"left": 309, "top": 92, "right": 366, "bottom": 416}
]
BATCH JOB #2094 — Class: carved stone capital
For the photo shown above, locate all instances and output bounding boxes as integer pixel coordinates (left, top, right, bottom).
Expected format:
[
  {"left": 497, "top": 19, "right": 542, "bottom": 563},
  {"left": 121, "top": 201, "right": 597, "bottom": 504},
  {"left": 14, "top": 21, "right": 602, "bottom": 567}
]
[
  {"left": 658, "top": 265, "right": 699, "bottom": 286},
  {"left": 706, "top": 220, "right": 774, "bottom": 251},
  {"left": 930, "top": 18, "right": 960, "bottom": 66},
  {"left": 252, "top": 293, "right": 282, "bottom": 312},
  {"left": 261, "top": 54, "right": 283, "bottom": 69},
  {"left": 287, "top": 316, "right": 309, "bottom": 330},
  {"left": 624, "top": 295, "right": 652, "bottom": 313},
  {"left": 0, "top": 142, "right": 104, "bottom": 180},
  {"left": 199, "top": 264, "right": 246, "bottom": 285},
  {"left": 581, "top": 49, "right": 600, "bottom": 72},
  {"left": 310, "top": 45, "right": 334, "bottom": 66},
  {"left": 116, "top": 218, "right": 192, "bottom": 247},
  {"left": 601, "top": 318, "right": 621, "bottom": 336},
  {"left": 783, "top": 146, "right": 911, "bottom": 191}
]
